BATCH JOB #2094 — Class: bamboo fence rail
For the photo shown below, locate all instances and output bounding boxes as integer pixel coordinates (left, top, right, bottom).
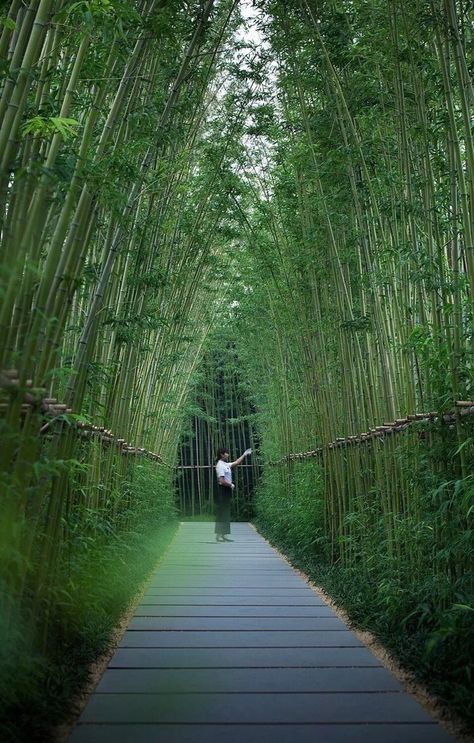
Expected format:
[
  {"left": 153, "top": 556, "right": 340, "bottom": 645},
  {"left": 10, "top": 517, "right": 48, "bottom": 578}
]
[
  {"left": 4, "top": 367, "right": 472, "bottom": 471},
  {"left": 0, "top": 369, "right": 172, "bottom": 465},
  {"left": 269, "top": 402, "right": 474, "bottom": 464}
]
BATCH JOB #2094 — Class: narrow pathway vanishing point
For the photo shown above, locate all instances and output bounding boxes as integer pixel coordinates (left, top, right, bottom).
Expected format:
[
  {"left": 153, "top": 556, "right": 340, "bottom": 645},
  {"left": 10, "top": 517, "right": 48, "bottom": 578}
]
[{"left": 70, "top": 522, "right": 454, "bottom": 742}]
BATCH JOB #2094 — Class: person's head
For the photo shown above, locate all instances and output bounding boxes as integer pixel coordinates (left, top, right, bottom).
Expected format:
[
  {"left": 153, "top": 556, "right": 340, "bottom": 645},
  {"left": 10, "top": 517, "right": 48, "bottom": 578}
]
[{"left": 216, "top": 447, "right": 229, "bottom": 463}]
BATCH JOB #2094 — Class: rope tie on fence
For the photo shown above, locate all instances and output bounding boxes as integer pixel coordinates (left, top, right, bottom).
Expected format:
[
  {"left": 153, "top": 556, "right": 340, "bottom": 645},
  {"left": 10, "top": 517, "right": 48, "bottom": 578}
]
[
  {"left": 268, "top": 402, "right": 474, "bottom": 465},
  {"left": 2, "top": 369, "right": 473, "bottom": 470},
  {"left": 0, "top": 369, "right": 173, "bottom": 467}
]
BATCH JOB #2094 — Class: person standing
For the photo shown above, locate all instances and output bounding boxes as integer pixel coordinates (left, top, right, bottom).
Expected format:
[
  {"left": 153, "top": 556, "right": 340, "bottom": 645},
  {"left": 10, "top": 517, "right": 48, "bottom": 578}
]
[{"left": 214, "top": 446, "right": 252, "bottom": 542}]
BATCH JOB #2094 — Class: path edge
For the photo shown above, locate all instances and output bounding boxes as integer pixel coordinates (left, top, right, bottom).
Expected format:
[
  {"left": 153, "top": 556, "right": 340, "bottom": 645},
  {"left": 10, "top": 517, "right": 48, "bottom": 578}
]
[
  {"left": 249, "top": 522, "right": 471, "bottom": 743},
  {"left": 53, "top": 522, "right": 182, "bottom": 743}
]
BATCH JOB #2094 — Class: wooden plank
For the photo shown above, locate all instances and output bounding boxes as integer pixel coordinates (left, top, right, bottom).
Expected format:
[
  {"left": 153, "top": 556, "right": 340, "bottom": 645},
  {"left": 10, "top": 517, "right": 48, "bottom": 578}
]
[
  {"left": 77, "top": 691, "right": 440, "bottom": 723},
  {"left": 126, "top": 617, "right": 347, "bottom": 630},
  {"left": 156, "top": 558, "right": 294, "bottom": 580},
  {"left": 118, "top": 630, "right": 363, "bottom": 648},
  {"left": 133, "top": 605, "right": 338, "bottom": 617},
  {"left": 70, "top": 723, "right": 453, "bottom": 743},
  {"left": 95, "top": 667, "right": 403, "bottom": 693},
  {"left": 147, "top": 578, "right": 309, "bottom": 587},
  {"left": 142, "top": 588, "right": 321, "bottom": 597},
  {"left": 140, "top": 596, "right": 327, "bottom": 605},
  {"left": 108, "top": 646, "right": 384, "bottom": 668},
  {"left": 159, "top": 561, "right": 290, "bottom": 566}
]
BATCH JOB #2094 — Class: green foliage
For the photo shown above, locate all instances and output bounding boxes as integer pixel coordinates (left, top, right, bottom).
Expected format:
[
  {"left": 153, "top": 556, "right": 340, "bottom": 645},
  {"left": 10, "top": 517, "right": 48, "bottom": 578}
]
[
  {"left": 0, "top": 456, "right": 177, "bottom": 741},
  {"left": 0, "top": 16, "right": 16, "bottom": 31},
  {"left": 176, "top": 340, "right": 260, "bottom": 518},
  {"left": 254, "top": 431, "right": 474, "bottom": 730},
  {"left": 255, "top": 463, "right": 325, "bottom": 557},
  {"left": 1, "top": 0, "right": 474, "bottom": 735},
  {"left": 21, "top": 117, "right": 80, "bottom": 141}
]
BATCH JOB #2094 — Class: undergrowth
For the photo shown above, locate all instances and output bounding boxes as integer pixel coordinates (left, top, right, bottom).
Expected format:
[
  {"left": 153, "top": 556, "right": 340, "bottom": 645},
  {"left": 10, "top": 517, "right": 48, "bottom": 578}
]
[
  {"left": 254, "top": 451, "right": 474, "bottom": 735},
  {"left": 0, "top": 461, "right": 178, "bottom": 742}
]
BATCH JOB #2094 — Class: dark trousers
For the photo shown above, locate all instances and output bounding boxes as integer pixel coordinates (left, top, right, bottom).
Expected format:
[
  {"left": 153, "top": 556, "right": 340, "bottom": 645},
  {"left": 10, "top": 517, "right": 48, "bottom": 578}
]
[{"left": 215, "top": 485, "right": 231, "bottom": 535}]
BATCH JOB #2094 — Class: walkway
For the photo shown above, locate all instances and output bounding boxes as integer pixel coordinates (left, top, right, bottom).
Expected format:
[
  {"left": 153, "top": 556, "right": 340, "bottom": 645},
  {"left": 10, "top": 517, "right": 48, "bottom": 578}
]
[{"left": 70, "top": 522, "right": 454, "bottom": 742}]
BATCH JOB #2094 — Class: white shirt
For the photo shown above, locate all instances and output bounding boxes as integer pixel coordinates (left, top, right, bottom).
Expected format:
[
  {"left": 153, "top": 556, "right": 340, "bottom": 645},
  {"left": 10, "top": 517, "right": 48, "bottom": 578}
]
[{"left": 216, "top": 459, "right": 232, "bottom": 485}]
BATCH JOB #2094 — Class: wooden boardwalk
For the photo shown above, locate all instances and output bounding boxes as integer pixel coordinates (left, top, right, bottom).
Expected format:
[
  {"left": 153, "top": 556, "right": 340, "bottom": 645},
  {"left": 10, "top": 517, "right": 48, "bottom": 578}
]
[{"left": 70, "top": 522, "right": 454, "bottom": 742}]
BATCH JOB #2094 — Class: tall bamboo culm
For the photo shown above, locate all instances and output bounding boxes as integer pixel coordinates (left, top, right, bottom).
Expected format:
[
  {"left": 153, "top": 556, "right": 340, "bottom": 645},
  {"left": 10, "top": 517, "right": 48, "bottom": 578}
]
[
  {"left": 0, "top": 0, "right": 240, "bottom": 666},
  {"left": 227, "top": 0, "right": 473, "bottom": 725}
]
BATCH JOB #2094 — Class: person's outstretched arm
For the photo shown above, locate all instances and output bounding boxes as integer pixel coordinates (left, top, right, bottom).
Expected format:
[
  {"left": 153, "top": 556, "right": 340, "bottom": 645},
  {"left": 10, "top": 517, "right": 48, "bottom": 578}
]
[{"left": 230, "top": 448, "right": 252, "bottom": 468}]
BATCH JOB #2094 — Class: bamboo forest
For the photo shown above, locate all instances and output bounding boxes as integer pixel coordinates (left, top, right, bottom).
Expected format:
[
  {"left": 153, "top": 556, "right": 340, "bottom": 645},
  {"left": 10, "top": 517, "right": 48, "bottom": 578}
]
[{"left": 0, "top": 0, "right": 473, "bottom": 740}]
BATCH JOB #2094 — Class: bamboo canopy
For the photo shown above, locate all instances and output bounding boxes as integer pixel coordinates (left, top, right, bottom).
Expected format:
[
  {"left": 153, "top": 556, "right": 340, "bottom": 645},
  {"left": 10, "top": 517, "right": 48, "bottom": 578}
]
[{"left": 0, "top": 0, "right": 473, "bottom": 735}]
